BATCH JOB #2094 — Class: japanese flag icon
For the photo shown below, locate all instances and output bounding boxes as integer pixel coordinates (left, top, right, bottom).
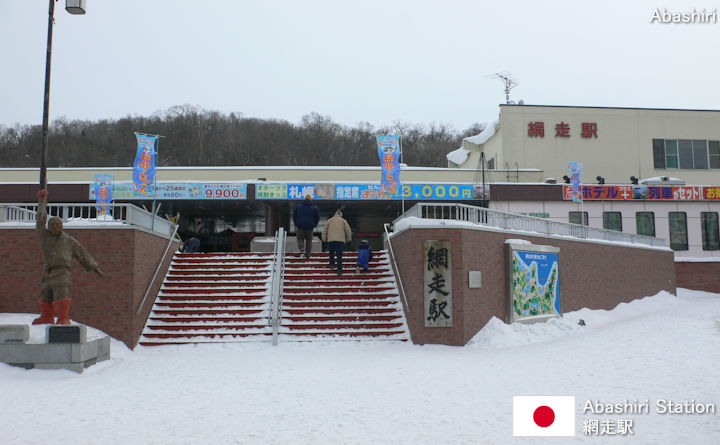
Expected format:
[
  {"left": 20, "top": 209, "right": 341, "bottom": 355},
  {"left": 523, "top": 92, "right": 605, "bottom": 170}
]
[{"left": 513, "top": 396, "right": 576, "bottom": 437}]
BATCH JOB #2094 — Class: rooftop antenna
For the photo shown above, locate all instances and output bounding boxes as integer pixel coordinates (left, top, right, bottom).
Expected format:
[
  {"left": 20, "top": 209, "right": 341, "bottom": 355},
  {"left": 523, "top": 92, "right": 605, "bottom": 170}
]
[{"left": 489, "top": 71, "right": 519, "bottom": 104}]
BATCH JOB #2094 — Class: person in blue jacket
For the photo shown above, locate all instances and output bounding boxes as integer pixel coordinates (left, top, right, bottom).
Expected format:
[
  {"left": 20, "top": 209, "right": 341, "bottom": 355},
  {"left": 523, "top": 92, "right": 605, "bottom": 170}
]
[
  {"left": 355, "top": 239, "right": 372, "bottom": 273},
  {"left": 292, "top": 194, "right": 320, "bottom": 258}
]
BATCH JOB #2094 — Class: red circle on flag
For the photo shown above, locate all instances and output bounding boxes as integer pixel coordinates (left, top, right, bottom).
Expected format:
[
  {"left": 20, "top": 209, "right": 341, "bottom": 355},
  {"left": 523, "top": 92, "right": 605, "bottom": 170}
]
[{"left": 533, "top": 405, "right": 555, "bottom": 428}]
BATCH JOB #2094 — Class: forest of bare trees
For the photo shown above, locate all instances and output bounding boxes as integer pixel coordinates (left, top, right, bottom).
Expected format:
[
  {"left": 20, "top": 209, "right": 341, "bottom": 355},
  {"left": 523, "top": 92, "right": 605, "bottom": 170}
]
[{"left": 0, "top": 105, "right": 484, "bottom": 168}]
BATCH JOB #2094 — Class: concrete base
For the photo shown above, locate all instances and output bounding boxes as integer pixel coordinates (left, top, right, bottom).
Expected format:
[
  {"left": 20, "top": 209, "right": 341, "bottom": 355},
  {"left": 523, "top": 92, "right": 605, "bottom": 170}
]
[{"left": 0, "top": 324, "right": 110, "bottom": 373}]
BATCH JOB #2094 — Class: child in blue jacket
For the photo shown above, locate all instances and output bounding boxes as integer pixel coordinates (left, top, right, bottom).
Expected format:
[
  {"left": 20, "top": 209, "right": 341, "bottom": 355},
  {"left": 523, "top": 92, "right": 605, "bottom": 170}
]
[{"left": 356, "top": 240, "right": 372, "bottom": 273}]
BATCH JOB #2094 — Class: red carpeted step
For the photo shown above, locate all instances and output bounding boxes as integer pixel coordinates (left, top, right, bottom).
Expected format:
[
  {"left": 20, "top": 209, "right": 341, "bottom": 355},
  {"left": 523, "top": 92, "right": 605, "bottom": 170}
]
[
  {"left": 146, "top": 324, "right": 267, "bottom": 331},
  {"left": 163, "top": 282, "right": 267, "bottom": 288},
  {"left": 282, "top": 300, "right": 395, "bottom": 307},
  {"left": 161, "top": 288, "right": 265, "bottom": 294},
  {"left": 165, "top": 275, "right": 267, "bottom": 281},
  {"left": 281, "top": 331, "right": 406, "bottom": 337},
  {"left": 282, "top": 293, "right": 397, "bottom": 300},
  {"left": 283, "top": 315, "right": 401, "bottom": 322},
  {"left": 155, "top": 300, "right": 263, "bottom": 309},
  {"left": 152, "top": 309, "right": 264, "bottom": 316},
  {"left": 158, "top": 295, "right": 267, "bottom": 301},
  {"left": 285, "top": 322, "right": 403, "bottom": 330},
  {"left": 150, "top": 316, "right": 265, "bottom": 323},
  {"left": 172, "top": 264, "right": 269, "bottom": 270},
  {"left": 283, "top": 307, "right": 397, "bottom": 315}
]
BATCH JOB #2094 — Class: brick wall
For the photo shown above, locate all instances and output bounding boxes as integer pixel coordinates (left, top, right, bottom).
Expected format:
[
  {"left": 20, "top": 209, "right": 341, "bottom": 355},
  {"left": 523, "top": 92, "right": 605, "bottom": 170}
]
[
  {"left": 391, "top": 226, "right": 676, "bottom": 346},
  {"left": 675, "top": 261, "right": 720, "bottom": 293},
  {"left": 0, "top": 227, "right": 179, "bottom": 348}
]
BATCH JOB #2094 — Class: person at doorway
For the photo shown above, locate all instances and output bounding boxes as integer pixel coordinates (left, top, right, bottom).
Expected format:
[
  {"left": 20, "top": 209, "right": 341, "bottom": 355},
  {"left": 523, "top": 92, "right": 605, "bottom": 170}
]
[
  {"left": 180, "top": 237, "right": 201, "bottom": 253},
  {"left": 322, "top": 209, "right": 352, "bottom": 275},
  {"left": 355, "top": 239, "right": 372, "bottom": 273},
  {"left": 33, "top": 189, "right": 104, "bottom": 325},
  {"left": 292, "top": 194, "right": 320, "bottom": 259}
]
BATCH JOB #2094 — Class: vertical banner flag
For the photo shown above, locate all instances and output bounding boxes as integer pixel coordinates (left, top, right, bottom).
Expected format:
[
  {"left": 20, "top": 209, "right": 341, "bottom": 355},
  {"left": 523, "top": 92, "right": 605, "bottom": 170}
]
[
  {"left": 568, "top": 162, "right": 583, "bottom": 203},
  {"left": 133, "top": 133, "right": 157, "bottom": 196},
  {"left": 376, "top": 135, "right": 401, "bottom": 195},
  {"left": 93, "top": 174, "right": 113, "bottom": 218},
  {"left": 513, "top": 396, "right": 576, "bottom": 437}
]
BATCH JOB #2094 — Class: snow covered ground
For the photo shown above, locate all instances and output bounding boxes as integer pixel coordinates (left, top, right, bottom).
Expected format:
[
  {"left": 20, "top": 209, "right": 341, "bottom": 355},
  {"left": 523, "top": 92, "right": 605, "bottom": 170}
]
[{"left": 1, "top": 288, "right": 719, "bottom": 444}]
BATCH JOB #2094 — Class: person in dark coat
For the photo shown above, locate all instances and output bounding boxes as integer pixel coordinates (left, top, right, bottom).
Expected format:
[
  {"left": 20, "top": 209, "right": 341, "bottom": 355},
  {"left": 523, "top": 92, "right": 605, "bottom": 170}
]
[
  {"left": 355, "top": 240, "right": 372, "bottom": 273},
  {"left": 292, "top": 194, "right": 320, "bottom": 258},
  {"left": 181, "top": 237, "right": 201, "bottom": 253}
]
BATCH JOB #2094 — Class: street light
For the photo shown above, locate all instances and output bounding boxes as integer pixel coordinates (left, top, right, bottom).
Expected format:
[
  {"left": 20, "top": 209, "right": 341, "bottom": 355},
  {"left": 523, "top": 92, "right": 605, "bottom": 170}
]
[{"left": 39, "top": 0, "right": 86, "bottom": 189}]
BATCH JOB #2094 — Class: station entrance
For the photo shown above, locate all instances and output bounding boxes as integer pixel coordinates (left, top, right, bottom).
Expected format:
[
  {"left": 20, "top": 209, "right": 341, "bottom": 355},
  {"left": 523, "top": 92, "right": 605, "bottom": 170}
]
[{"left": 151, "top": 198, "right": 445, "bottom": 253}]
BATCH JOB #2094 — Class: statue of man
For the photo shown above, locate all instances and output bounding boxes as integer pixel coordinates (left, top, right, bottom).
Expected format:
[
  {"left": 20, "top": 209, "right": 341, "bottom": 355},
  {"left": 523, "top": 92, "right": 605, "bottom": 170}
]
[{"left": 32, "top": 189, "right": 104, "bottom": 325}]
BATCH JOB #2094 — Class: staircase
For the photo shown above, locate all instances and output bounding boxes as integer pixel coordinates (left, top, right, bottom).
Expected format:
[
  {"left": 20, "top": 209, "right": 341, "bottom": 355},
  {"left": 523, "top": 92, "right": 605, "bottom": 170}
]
[
  {"left": 279, "top": 250, "right": 408, "bottom": 341},
  {"left": 139, "top": 250, "right": 409, "bottom": 346},
  {"left": 139, "top": 253, "right": 274, "bottom": 345}
]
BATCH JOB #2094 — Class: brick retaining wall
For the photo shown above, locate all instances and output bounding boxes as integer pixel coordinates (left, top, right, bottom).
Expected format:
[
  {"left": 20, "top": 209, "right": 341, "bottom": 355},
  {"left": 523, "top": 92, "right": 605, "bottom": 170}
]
[
  {"left": 390, "top": 226, "right": 677, "bottom": 346},
  {"left": 0, "top": 227, "right": 179, "bottom": 348}
]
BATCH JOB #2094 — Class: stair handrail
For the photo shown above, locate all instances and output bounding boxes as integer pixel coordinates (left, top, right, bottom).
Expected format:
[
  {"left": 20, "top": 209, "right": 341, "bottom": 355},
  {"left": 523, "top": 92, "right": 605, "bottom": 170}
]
[
  {"left": 269, "top": 227, "right": 287, "bottom": 345},
  {"left": 383, "top": 223, "right": 411, "bottom": 314},
  {"left": 136, "top": 223, "right": 180, "bottom": 315}
]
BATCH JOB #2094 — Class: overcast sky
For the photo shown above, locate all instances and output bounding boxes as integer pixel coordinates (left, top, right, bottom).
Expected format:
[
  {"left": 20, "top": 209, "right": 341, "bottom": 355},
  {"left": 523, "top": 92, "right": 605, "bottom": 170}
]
[{"left": 1, "top": 0, "right": 719, "bottom": 132}]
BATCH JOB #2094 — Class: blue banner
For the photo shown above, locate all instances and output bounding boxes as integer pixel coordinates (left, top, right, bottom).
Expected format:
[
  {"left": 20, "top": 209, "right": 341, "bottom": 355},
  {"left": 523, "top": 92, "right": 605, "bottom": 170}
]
[
  {"left": 568, "top": 161, "right": 583, "bottom": 203},
  {"left": 256, "top": 183, "right": 474, "bottom": 200},
  {"left": 133, "top": 133, "right": 157, "bottom": 196},
  {"left": 90, "top": 182, "right": 248, "bottom": 200},
  {"left": 93, "top": 174, "right": 113, "bottom": 217},
  {"left": 377, "top": 135, "right": 401, "bottom": 194}
]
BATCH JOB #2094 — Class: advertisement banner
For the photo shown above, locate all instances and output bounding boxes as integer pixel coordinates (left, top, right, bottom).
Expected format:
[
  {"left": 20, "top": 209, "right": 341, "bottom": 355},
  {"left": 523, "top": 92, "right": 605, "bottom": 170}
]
[
  {"left": 132, "top": 133, "right": 157, "bottom": 196},
  {"left": 93, "top": 174, "right": 113, "bottom": 217},
  {"left": 562, "top": 185, "right": 713, "bottom": 201},
  {"left": 568, "top": 162, "right": 583, "bottom": 203},
  {"left": 377, "top": 135, "right": 401, "bottom": 195},
  {"left": 256, "top": 183, "right": 474, "bottom": 200},
  {"left": 89, "top": 183, "right": 247, "bottom": 200}
]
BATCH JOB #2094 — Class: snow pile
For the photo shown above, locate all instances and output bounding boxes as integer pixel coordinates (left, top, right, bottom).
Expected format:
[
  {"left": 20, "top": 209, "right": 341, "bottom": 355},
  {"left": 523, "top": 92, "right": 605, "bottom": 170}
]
[
  {"left": 1, "top": 288, "right": 719, "bottom": 444},
  {"left": 446, "top": 147, "right": 470, "bottom": 165},
  {"left": 463, "top": 119, "right": 499, "bottom": 145}
]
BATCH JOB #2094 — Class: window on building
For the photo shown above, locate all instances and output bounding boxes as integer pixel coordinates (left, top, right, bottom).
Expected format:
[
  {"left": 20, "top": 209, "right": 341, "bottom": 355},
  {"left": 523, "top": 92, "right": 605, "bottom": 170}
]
[
  {"left": 668, "top": 212, "right": 688, "bottom": 251},
  {"left": 653, "top": 139, "right": 665, "bottom": 168},
  {"left": 701, "top": 212, "right": 720, "bottom": 250},
  {"left": 603, "top": 212, "right": 622, "bottom": 231},
  {"left": 710, "top": 141, "right": 720, "bottom": 169},
  {"left": 693, "top": 140, "right": 709, "bottom": 169},
  {"left": 665, "top": 140, "right": 679, "bottom": 168},
  {"left": 636, "top": 212, "right": 655, "bottom": 237},
  {"left": 569, "top": 211, "right": 588, "bottom": 225},
  {"left": 678, "top": 139, "right": 693, "bottom": 168},
  {"left": 653, "top": 138, "right": 719, "bottom": 170}
]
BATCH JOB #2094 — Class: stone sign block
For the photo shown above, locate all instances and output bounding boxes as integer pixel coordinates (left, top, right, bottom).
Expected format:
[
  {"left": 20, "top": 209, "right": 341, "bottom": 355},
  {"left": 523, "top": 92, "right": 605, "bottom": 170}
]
[{"left": 0, "top": 325, "right": 29, "bottom": 344}]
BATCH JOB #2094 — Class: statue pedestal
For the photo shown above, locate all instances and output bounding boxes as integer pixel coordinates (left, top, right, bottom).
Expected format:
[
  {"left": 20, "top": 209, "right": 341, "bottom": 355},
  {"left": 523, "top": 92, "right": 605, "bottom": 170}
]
[{"left": 0, "top": 324, "right": 110, "bottom": 373}]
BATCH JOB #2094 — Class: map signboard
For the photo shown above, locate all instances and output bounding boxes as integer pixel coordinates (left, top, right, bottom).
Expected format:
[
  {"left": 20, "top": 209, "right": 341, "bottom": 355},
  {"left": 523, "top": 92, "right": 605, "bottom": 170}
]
[{"left": 505, "top": 242, "right": 561, "bottom": 324}]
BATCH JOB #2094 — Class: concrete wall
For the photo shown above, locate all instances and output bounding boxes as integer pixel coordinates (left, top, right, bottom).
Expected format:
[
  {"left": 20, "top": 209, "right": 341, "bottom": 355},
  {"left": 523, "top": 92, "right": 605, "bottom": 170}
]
[
  {"left": 0, "top": 227, "right": 179, "bottom": 348},
  {"left": 498, "top": 105, "right": 720, "bottom": 185},
  {"left": 389, "top": 225, "right": 676, "bottom": 346}
]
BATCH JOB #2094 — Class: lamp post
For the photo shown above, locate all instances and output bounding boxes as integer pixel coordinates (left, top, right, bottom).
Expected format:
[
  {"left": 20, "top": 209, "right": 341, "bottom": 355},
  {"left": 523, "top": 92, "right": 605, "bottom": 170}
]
[{"left": 39, "top": 0, "right": 86, "bottom": 189}]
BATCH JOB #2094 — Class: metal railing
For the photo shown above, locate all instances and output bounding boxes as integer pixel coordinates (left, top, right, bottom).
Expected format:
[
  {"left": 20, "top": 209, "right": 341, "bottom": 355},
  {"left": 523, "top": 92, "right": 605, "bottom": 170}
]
[
  {"left": 383, "top": 223, "right": 411, "bottom": 314},
  {"left": 395, "top": 203, "right": 666, "bottom": 248},
  {"left": 136, "top": 223, "right": 180, "bottom": 315},
  {"left": 0, "top": 202, "right": 175, "bottom": 238},
  {"left": 269, "top": 227, "right": 287, "bottom": 345}
]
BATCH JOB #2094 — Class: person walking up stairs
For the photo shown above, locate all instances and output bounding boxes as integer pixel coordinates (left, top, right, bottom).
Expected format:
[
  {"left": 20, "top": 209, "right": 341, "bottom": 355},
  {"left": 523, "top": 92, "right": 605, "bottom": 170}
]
[{"left": 322, "top": 209, "right": 352, "bottom": 275}]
